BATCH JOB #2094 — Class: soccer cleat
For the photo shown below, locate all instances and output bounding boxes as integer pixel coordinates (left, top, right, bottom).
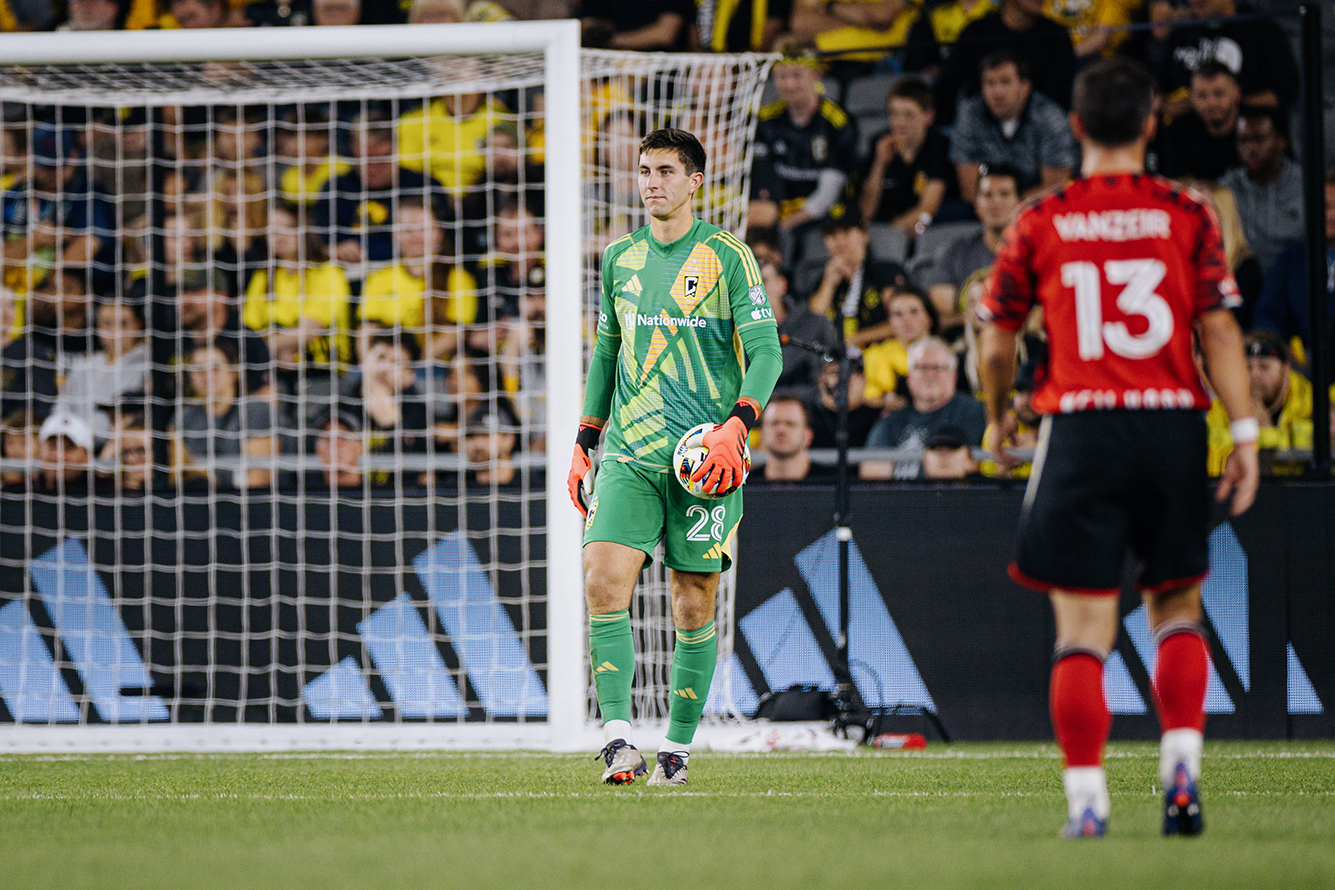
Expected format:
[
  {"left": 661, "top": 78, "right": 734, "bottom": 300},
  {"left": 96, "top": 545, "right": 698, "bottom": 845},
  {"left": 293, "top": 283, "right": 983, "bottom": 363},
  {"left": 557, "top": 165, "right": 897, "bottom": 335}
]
[
  {"left": 1059, "top": 808, "right": 1108, "bottom": 839},
  {"left": 1163, "top": 762, "right": 1204, "bottom": 837},
  {"left": 646, "top": 752, "right": 688, "bottom": 786},
  {"left": 597, "top": 739, "right": 647, "bottom": 785}
]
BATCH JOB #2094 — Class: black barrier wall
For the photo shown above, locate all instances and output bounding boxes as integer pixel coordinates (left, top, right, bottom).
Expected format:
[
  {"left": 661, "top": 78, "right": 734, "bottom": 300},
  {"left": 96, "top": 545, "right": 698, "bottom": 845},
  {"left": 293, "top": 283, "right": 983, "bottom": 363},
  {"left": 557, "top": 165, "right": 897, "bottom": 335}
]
[
  {"left": 0, "top": 494, "right": 548, "bottom": 724},
  {"left": 0, "top": 485, "right": 1331, "bottom": 737},
  {"left": 732, "top": 485, "right": 1334, "bottom": 740}
]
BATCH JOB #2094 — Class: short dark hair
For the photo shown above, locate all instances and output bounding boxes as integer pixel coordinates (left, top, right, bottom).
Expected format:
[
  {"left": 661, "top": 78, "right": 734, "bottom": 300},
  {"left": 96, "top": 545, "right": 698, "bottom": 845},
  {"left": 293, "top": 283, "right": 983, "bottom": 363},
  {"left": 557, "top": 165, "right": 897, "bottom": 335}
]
[
  {"left": 1238, "top": 103, "right": 1289, "bottom": 142},
  {"left": 367, "top": 331, "right": 423, "bottom": 363},
  {"left": 980, "top": 49, "right": 1030, "bottom": 82},
  {"left": 764, "top": 391, "right": 812, "bottom": 430},
  {"left": 889, "top": 287, "right": 940, "bottom": 336},
  {"left": 888, "top": 77, "right": 934, "bottom": 113},
  {"left": 190, "top": 338, "right": 240, "bottom": 368},
  {"left": 1192, "top": 60, "right": 1239, "bottom": 86},
  {"left": 1072, "top": 57, "right": 1156, "bottom": 149},
  {"left": 820, "top": 212, "right": 866, "bottom": 235},
  {"left": 639, "top": 128, "right": 706, "bottom": 176},
  {"left": 179, "top": 267, "right": 232, "bottom": 296},
  {"left": 978, "top": 162, "right": 1021, "bottom": 191}
]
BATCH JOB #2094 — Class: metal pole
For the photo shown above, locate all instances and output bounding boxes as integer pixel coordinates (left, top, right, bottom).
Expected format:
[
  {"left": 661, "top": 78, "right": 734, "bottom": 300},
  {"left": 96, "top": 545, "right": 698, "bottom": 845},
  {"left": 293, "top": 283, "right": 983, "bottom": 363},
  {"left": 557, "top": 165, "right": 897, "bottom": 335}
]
[
  {"left": 1301, "top": 4, "right": 1331, "bottom": 475},
  {"left": 832, "top": 320, "right": 855, "bottom": 725}
]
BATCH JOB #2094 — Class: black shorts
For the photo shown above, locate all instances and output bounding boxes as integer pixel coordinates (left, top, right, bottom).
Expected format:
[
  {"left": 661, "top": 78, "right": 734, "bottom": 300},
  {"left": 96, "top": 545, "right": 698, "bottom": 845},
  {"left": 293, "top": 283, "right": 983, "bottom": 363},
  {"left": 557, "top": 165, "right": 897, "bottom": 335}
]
[{"left": 1010, "top": 410, "right": 1211, "bottom": 596}]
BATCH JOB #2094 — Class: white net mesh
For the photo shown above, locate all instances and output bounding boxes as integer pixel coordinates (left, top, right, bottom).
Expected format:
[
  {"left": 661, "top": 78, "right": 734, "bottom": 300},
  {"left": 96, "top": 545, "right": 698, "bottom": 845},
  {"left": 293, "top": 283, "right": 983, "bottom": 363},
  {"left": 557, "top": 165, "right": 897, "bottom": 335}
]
[{"left": 0, "top": 36, "right": 771, "bottom": 740}]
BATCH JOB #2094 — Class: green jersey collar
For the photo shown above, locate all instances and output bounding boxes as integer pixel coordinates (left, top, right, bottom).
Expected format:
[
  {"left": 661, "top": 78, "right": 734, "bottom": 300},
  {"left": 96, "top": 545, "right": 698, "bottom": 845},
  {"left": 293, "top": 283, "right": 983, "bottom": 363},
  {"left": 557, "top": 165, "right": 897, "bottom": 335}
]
[{"left": 648, "top": 218, "right": 702, "bottom": 256}]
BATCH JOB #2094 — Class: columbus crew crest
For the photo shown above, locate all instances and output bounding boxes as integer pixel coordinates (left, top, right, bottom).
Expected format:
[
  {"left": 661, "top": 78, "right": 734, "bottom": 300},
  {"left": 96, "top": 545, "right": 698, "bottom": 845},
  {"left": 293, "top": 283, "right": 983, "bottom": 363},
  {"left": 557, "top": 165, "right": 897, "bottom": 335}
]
[
  {"left": 811, "top": 136, "right": 829, "bottom": 164},
  {"left": 684, "top": 275, "right": 699, "bottom": 299}
]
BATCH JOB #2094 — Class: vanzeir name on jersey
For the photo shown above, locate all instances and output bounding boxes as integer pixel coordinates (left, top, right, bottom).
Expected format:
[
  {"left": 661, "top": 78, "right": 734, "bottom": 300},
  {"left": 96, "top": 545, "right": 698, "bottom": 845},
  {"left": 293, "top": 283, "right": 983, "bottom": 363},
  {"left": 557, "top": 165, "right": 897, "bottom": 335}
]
[{"left": 1052, "top": 208, "right": 1172, "bottom": 242}]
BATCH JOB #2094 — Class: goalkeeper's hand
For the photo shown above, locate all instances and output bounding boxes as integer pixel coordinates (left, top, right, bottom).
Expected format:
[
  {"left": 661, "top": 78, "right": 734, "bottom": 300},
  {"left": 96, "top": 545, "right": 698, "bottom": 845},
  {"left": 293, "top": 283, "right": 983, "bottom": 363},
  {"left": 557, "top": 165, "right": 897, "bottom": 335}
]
[
  {"left": 568, "top": 421, "right": 603, "bottom": 517},
  {"left": 690, "top": 416, "right": 750, "bottom": 496}
]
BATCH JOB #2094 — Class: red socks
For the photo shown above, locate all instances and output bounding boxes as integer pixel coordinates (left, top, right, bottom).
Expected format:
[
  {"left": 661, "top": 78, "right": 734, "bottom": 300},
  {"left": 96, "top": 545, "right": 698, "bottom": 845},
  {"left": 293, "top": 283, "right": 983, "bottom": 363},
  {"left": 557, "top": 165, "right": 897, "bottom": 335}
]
[
  {"left": 1050, "top": 652, "right": 1111, "bottom": 768},
  {"left": 1154, "top": 626, "right": 1209, "bottom": 733}
]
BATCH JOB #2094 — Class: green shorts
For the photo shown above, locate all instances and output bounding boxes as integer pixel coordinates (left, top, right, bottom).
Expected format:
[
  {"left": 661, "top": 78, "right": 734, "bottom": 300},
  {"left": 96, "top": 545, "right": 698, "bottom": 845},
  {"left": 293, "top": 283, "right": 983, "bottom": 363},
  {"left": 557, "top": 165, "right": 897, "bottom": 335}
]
[{"left": 583, "top": 457, "right": 743, "bottom": 573}]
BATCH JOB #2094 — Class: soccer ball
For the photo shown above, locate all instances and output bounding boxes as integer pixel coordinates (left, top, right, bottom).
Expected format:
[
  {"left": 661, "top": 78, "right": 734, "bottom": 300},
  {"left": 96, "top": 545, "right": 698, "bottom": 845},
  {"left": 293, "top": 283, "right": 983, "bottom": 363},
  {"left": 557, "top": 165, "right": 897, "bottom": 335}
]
[{"left": 673, "top": 422, "right": 751, "bottom": 499}]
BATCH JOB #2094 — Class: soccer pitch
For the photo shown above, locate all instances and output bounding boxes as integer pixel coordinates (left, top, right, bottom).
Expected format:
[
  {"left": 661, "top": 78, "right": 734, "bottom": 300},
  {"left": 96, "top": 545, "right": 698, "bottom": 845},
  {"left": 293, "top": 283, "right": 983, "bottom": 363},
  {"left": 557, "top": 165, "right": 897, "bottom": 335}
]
[{"left": 1, "top": 741, "right": 1331, "bottom": 889}]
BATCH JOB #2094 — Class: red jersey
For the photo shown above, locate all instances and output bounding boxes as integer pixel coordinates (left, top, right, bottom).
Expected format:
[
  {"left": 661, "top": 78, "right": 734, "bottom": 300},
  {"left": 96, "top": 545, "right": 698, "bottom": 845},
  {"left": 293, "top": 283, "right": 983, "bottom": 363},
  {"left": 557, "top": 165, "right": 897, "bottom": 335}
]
[{"left": 980, "top": 173, "right": 1240, "bottom": 415}]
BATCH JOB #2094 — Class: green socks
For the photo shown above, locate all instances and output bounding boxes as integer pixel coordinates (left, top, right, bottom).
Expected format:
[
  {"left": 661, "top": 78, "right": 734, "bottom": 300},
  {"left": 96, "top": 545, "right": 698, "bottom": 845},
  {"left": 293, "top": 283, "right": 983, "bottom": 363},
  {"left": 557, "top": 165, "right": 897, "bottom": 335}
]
[
  {"left": 590, "top": 612, "right": 718, "bottom": 747},
  {"left": 665, "top": 621, "right": 717, "bottom": 748},
  {"left": 589, "top": 610, "right": 635, "bottom": 724}
]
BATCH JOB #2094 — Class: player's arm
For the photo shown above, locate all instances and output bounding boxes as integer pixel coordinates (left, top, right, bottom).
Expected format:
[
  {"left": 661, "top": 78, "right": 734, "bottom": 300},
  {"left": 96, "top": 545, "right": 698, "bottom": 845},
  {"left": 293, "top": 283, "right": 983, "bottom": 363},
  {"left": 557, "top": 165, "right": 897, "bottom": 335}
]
[
  {"left": 692, "top": 235, "right": 784, "bottom": 494},
  {"left": 976, "top": 218, "right": 1034, "bottom": 467},
  {"left": 1197, "top": 308, "right": 1259, "bottom": 516},
  {"left": 1193, "top": 201, "right": 1258, "bottom": 515},
  {"left": 569, "top": 252, "right": 623, "bottom": 515}
]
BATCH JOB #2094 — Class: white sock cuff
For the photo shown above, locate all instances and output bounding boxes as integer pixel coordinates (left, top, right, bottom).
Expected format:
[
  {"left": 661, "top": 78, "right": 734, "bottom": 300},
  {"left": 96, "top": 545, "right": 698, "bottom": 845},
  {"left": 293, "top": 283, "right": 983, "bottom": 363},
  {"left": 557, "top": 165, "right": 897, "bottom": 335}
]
[
  {"left": 660, "top": 739, "right": 691, "bottom": 758},
  {"left": 1063, "top": 766, "right": 1110, "bottom": 821},
  {"left": 1160, "top": 727, "right": 1204, "bottom": 787},
  {"left": 603, "top": 719, "right": 633, "bottom": 746}
]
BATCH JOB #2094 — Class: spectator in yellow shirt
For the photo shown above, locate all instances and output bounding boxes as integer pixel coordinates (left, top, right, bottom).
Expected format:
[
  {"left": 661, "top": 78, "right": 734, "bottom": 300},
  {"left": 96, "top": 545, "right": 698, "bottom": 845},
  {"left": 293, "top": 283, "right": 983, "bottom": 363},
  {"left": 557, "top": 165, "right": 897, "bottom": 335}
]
[
  {"left": 275, "top": 106, "right": 350, "bottom": 209},
  {"left": 1208, "top": 330, "right": 1315, "bottom": 475},
  {"left": 244, "top": 204, "right": 353, "bottom": 375},
  {"left": 1044, "top": 0, "right": 1142, "bottom": 58},
  {"left": 359, "top": 197, "right": 476, "bottom": 355},
  {"left": 398, "top": 58, "right": 512, "bottom": 195}
]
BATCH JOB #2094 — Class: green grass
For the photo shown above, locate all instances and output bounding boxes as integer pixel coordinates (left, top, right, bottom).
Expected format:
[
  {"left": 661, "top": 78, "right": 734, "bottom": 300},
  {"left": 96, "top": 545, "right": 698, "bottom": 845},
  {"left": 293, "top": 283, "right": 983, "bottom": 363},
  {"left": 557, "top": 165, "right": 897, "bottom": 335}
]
[{"left": 1, "top": 742, "right": 1332, "bottom": 889}]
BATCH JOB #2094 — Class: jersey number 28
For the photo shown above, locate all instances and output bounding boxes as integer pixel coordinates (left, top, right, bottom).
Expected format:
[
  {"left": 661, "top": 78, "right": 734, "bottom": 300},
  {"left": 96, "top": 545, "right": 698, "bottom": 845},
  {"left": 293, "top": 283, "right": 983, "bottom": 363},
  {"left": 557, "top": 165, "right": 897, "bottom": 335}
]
[{"left": 1063, "top": 259, "right": 1171, "bottom": 361}]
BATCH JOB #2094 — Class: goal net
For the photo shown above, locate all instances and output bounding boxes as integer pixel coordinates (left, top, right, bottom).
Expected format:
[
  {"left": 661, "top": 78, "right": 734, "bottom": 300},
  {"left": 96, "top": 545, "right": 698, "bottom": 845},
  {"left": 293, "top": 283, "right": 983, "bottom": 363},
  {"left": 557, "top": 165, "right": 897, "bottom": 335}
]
[{"left": 0, "top": 24, "right": 773, "bottom": 751}]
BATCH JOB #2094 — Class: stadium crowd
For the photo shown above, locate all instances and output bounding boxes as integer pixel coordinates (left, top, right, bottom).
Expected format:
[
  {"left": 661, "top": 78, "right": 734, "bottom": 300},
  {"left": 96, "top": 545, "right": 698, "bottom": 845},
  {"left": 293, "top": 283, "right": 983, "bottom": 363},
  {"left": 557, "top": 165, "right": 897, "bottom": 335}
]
[{"left": 0, "top": 0, "right": 1329, "bottom": 489}]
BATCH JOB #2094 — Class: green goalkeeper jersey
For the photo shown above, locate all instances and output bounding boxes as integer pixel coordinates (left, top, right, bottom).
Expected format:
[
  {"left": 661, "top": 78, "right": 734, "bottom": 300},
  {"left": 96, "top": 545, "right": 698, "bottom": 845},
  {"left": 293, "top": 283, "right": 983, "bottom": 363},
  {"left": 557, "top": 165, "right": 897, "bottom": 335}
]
[{"left": 583, "top": 218, "right": 783, "bottom": 472}]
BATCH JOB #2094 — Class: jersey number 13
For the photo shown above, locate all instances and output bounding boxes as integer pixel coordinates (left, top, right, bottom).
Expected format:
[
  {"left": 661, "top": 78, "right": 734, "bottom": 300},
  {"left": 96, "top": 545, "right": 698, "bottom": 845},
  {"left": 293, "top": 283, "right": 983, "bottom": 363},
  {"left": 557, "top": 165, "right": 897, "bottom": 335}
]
[{"left": 1062, "top": 258, "right": 1172, "bottom": 361}]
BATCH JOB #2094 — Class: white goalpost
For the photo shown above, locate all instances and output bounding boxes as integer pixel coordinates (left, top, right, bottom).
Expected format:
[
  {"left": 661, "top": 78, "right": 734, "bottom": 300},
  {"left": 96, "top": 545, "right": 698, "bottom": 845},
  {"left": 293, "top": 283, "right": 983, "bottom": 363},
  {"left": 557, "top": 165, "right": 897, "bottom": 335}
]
[{"left": 0, "top": 23, "right": 773, "bottom": 753}]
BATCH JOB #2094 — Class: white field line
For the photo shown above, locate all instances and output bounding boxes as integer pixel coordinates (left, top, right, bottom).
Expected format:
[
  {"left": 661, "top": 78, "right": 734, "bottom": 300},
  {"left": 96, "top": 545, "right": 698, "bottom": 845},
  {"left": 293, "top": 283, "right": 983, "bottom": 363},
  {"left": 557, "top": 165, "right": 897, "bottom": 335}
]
[
  {"left": 1, "top": 789, "right": 1332, "bottom": 803},
  {"left": 1, "top": 749, "right": 1334, "bottom": 764}
]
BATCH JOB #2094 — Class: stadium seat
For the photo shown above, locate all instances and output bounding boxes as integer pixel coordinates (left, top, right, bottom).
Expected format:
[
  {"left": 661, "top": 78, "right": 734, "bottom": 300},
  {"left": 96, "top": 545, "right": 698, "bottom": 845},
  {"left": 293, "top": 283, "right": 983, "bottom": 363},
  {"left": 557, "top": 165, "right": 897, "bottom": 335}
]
[
  {"left": 914, "top": 220, "right": 982, "bottom": 262},
  {"left": 856, "top": 113, "right": 884, "bottom": 161},
  {"left": 907, "top": 253, "right": 936, "bottom": 285},
  {"left": 843, "top": 73, "right": 899, "bottom": 119},
  {"left": 867, "top": 223, "right": 910, "bottom": 263}
]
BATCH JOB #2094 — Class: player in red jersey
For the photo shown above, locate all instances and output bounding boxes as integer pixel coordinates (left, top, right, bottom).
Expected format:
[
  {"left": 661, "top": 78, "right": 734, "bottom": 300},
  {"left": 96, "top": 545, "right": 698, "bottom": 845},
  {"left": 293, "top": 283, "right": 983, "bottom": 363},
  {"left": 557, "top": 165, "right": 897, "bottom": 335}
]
[{"left": 978, "top": 57, "right": 1260, "bottom": 839}]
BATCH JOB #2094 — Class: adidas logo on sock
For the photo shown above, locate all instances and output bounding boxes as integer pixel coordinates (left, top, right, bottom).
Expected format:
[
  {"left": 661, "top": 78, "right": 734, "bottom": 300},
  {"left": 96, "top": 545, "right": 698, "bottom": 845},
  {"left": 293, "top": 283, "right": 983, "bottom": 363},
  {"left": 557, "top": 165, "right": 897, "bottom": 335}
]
[{"left": 594, "top": 661, "right": 619, "bottom": 673}]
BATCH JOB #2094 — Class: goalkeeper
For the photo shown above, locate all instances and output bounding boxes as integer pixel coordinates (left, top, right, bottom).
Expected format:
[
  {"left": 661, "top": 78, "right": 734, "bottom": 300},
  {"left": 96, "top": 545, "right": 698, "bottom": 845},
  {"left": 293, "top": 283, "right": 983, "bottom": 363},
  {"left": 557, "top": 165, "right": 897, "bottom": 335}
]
[{"left": 569, "top": 128, "right": 782, "bottom": 787}]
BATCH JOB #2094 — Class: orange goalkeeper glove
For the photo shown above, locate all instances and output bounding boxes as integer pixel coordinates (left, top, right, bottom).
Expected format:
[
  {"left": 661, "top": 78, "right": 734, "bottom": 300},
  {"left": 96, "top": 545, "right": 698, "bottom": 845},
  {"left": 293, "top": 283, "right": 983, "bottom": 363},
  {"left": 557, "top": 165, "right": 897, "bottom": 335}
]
[
  {"left": 568, "top": 421, "right": 603, "bottom": 517},
  {"left": 690, "top": 401, "right": 759, "bottom": 496}
]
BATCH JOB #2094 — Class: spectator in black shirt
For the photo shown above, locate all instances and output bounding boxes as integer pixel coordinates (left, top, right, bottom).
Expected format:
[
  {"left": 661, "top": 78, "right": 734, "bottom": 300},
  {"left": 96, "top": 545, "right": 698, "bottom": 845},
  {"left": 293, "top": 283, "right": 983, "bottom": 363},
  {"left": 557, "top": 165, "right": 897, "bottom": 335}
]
[
  {"left": 859, "top": 77, "right": 962, "bottom": 242},
  {"left": 27, "top": 270, "right": 95, "bottom": 357},
  {"left": 341, "top": 333, "right": 431, "bottom": 488},
  {"left": 171, "top": 268, "right": 272, "bottom": 398},
  {"left": 1156, "top": 0, "right": 1299, "bottom": 117},
  {"left": 692, "top": 0, "right": 791, "bottom": 51},
  {"left": 934, "top": 0, "right": 1076, "bottom": 125},
  {"left": 312, "top": 111, "right": 451, "bottom": 270},
  {"left": 802, "top": 215, "right": 912, "bottom": 349},
  {"left": 1154, "top": 61, "right": 1243, "bottom": 182},
  {"left": 808, "top": 355, "right": 881, "bottom": 450},
  {"left": 0, "top": 284, "right": 57, "bottom": 421},
  {"left": 580, "top": 0, "right": 694, "bottom": 50},
  {"left": 462, "top": 399, "right": 522, "bottom": 488},
  {"left": 750, "top": 36, "right": 859, "bottom": 237},
  {"left": 763, "top": 257, "right": 838, "bottom": 403},
  {"left": 1, "top": 409, "right": 41, "bottom": 490},
  {"left": 309, "top": 405, "right": 365, "bottom": 490},
  {"left": 749, "top": 391, "right": 835, "bottom": 485}
]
